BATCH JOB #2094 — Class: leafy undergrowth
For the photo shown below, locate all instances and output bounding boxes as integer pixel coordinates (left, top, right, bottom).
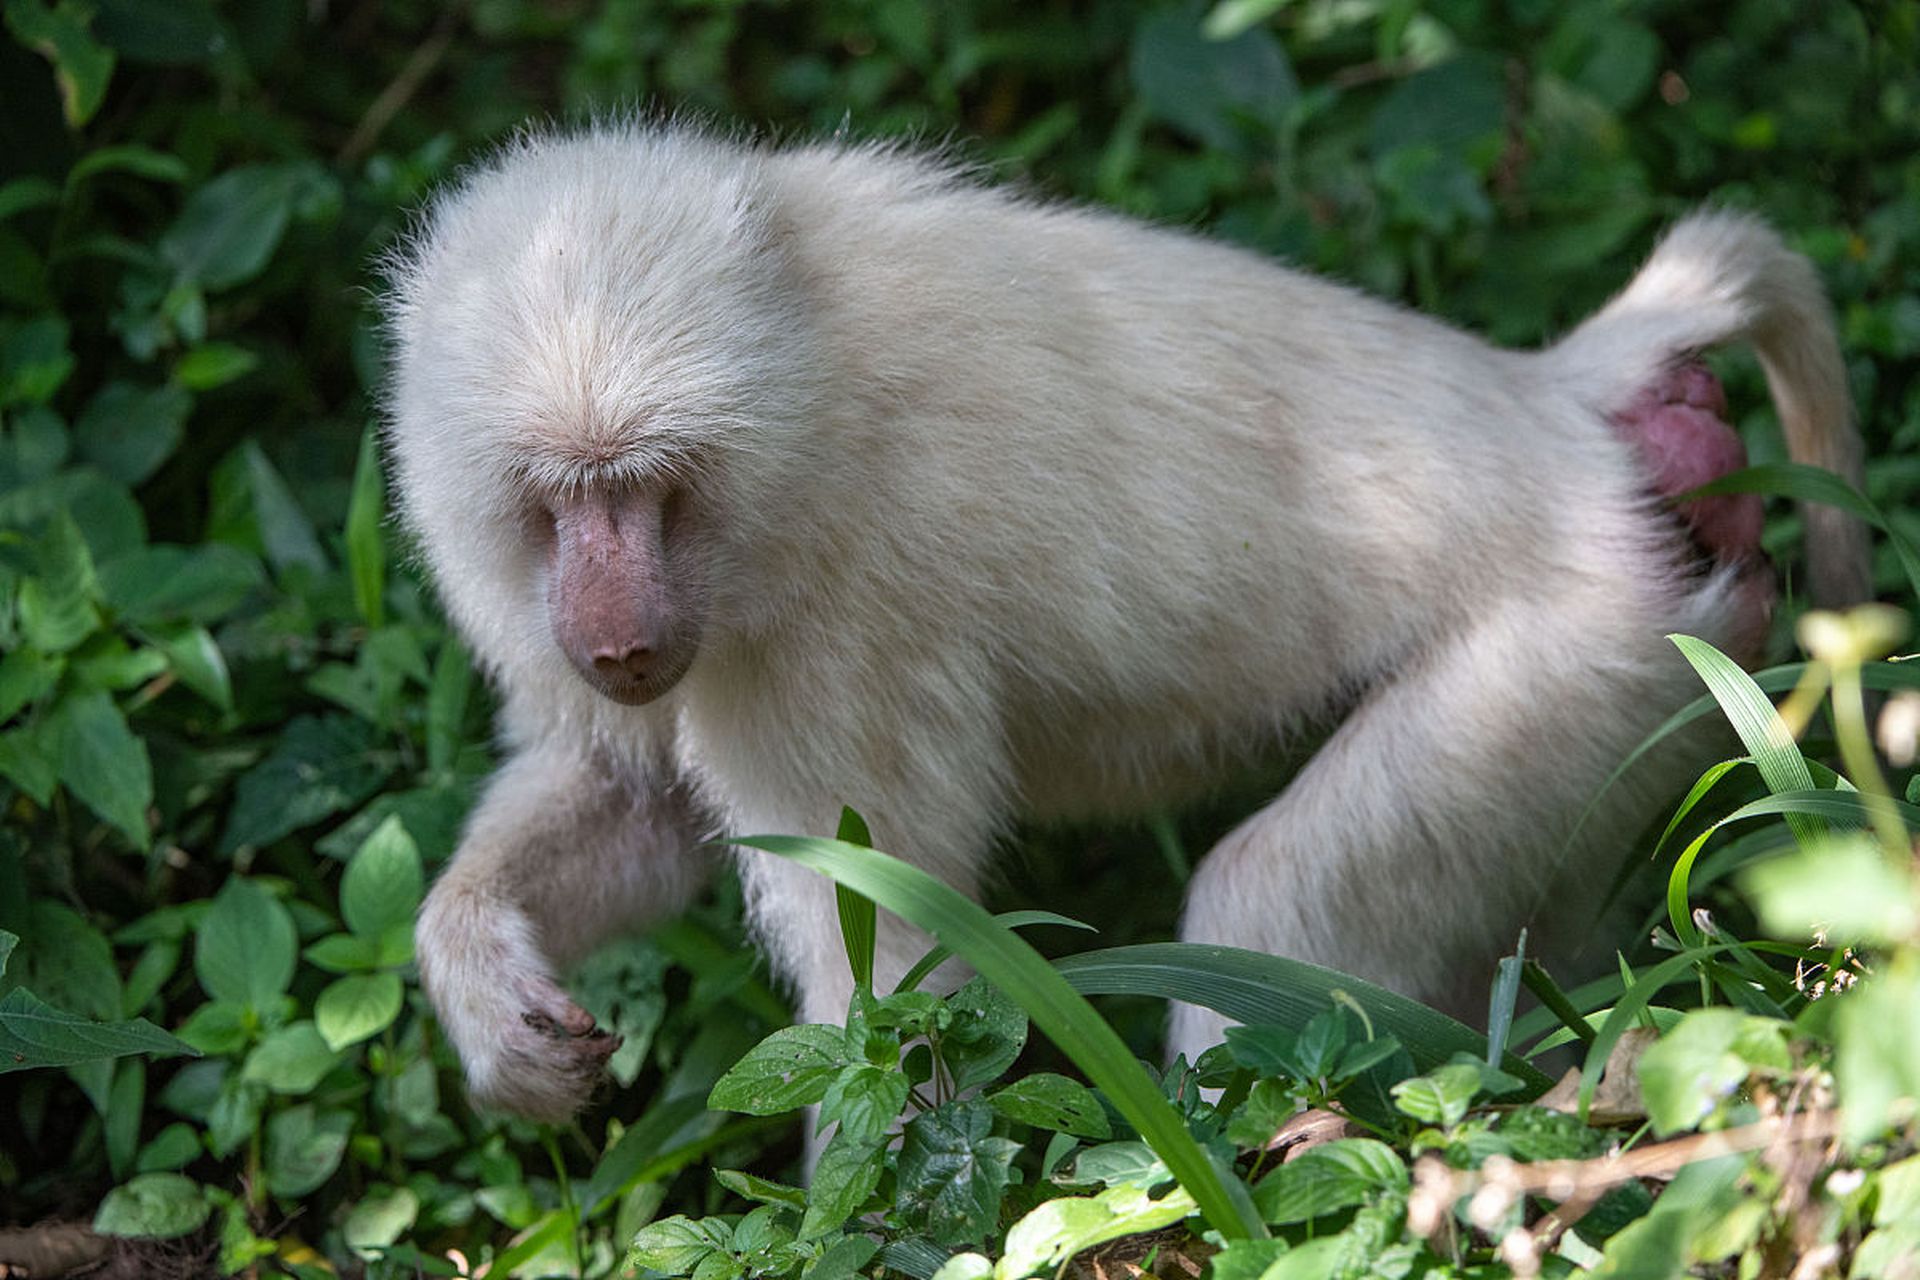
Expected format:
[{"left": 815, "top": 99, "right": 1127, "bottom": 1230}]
[{"left": 5, "top": 0, "right": 1920, "bottom": 1277}]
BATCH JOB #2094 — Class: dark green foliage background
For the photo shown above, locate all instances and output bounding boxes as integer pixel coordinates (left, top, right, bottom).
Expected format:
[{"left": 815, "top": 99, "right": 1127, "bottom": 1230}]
[{"left": 1, "top": 0, "right": 1917, "bottom": 1271}]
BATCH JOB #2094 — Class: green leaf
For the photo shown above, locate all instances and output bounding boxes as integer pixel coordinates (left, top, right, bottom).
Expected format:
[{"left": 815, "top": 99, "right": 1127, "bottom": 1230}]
[
  {"left": 194, "top": 878, "right": 297, "bottom": 1009},
  {"left": 263, "top": 1104, "right": 352, "bottom": 1197},
  {"left": 1835, "top": 953, "right": 1920, "bottom": 1144},
  {"left": 173, "top": 342, "right": 257, "bottom": 391},
  {"left": 0, "top": 175, "right": 60, "bottom": 222},
  {"left": 174, "top": 999, "right": 250, "bottom": 1055},
  {"left": 1742, "top": 833, "right": 1917, "bottom": 945},
  {"left": 341, "top": 815, "right": 424, "bottom": 941},
  {"left": 150, "top": 623, "right": 232, "bottom": 710},
  {"left": 303, "top": 933, "right": 382, "bottom": 974},
  {"left": 897, "top": 1101, "right": 1022, "bottom": 1246},
  {"left": 0, "top": 314, "right": 74, "bottom": 405},
  {"left": 135, "top": 1122, "right": 203, "bottom": 1173},
  {"left": 0, "top": 986, "right": 195, "bottom": 1071},
  {"left": 66, "top": 144, "right": 188, "bottom": 186},
  {"left": 99, "top": 543, "right": 264, "bottom": 625},
  {"left": 160, "top": 165, "right": 300, "bottom": 291},
  {"left": 1390, "top": 1062, "right": 1482, "bottom": 1128},
  {"left": 1670, "top": 636, "right": 1818, "bottom": 847},
  {"left": 92, "top": 1172, "right": 208, "bottom": 1239},
  {"left": 819, "top": 1061, "right": 910, "bottom": 1146},
  {"left": 999, "top": 1180, "right": 1199, "bottom": 1280},
  {"left": 1252, "top": 1139, "right": 1408, "bottom": 1225},
  {"left": 0, "top": 724, "right": 57, "bottom": 804},
  {"left": 712, "top": 1169, "right": 808, "bottom": 1210},
  {"left": 1129, "top": 10, "right": 1295, "bottom": 152},
  {"left": 221, "top": 714, "right": 390, "bottom": 853},
  {"left": 91, "top": 0, "right": 224, "bottom": 65},
  {"left": 343, "top": 1185, "right": 419, "bottom": 1261},
  {"left": 628, "top": 1215, "right": 734, "bottom": 1275},
  {"left": 241, "top": 1021, "right": 340, "bottom": 1093},
  {"left": 239, "top": 440, "right": 327, "bottom": 574},
  {"left": 0, "top": 647, "right": 61, "bottom": 722},
  {"left": 1054, "top": 944, "right": 1538, "bottom": 1084},
  {"left": 942, "top": 975, "right": 1029, "bottom": 1094},
  {"left": 1636, "top": 1009, "right": 1788, "bottom": 1137},
  {"left": 424, "top": 636, "right": 471, "bottom": 776},
  {"left": 987, "top": 1072, "right": 1112, "bottom": 1139},
  {"left": 344, "top": 426, "right": 386, "bottom": 626},
  {"left": 799, "top": 1133, "right": 887, "bottom": 1240},
  {"left": 74, "top": 381, "right": 189, "bottom": 487},
  {"left": 47, "top": 689, "right": 152, "bottom": 848},
  {"left": 4, "top": 0, "right": 116, "bottom": 126},
  {"left": 314, "top": 973, "right": 402, "bottom": 1051},
  {"left": 835, "top": 807, "right": 877, "bottom": 989},
  {"left": 707, "top": 1024, "right": 854, "bottom": 1114},
  {"left": 1370, "top": 53, "right": 1505, "bottom": 157},
  {"left": 19, "top": 510, "right": 98, "bottom": 653},
  {"left": 741, "top": 836, "right": 1267, "bottom": 1240}
]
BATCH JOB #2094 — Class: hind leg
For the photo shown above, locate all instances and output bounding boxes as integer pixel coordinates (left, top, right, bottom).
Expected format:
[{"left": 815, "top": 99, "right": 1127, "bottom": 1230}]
[{"left": 1168, "top": 578, "right": 1740, "bottom": 1059}]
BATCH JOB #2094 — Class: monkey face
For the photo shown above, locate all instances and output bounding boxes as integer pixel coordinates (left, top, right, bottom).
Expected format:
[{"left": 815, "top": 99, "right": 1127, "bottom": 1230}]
[{"left": 542, "top": 483, "right": 705, "bottom": 704}]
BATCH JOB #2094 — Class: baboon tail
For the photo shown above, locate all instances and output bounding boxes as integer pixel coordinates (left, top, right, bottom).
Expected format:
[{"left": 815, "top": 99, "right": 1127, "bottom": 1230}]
[{"left": 1550, "top": 211, "right": 1869, "bottom": 607}]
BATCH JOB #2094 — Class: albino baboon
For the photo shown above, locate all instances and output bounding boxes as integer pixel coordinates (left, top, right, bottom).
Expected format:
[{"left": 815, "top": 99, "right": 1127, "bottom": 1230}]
[{"left": 384, "top": 124, "right": 1864, "bottom": 1121}]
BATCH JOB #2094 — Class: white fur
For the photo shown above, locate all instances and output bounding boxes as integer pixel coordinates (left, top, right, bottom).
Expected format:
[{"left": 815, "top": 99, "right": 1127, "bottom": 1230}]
[{"left": 384, "top": 124, "right": 1863, "bottom": 1115}]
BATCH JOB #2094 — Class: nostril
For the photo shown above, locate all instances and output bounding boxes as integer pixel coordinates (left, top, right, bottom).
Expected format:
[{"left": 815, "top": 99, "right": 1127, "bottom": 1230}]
[{"left": 591, "top": 645, "right": 653, "bottom": 681}]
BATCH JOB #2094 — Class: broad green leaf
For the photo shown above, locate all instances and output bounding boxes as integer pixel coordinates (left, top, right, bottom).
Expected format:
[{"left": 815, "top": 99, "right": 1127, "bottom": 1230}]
[
  {"left": 194, "top": 878, "right": 296, "bottom": 1008},
  {"left": 4, "top": 0, "right": 115, "bottom": 126},
  {"left": 742, "top": 836, "right": 1267, "bottom": 1240},
  {"left": 343, "top": 1185, "right": 418, "bottom": 1261},
  {"left": 0, "top": 724, "right": 57, "bottom": 804},
  {"left": 160, "top": 166, "right": 298, "bottom": 291},
  {"left": 93, "top": 1172, "right": 208, "bottom": 1239},
  {"left": 1370, "top": 53, "right": 1504, "bottom": 157},
  {"left": 1835, "top": 954, "right": 1920, "bottom": 1145},
  {"left": 69, "top": 638, "right": 166, "bottom": 692},
  {"left": 344, "top": 426, "right": 386, "bottom": 626},
  {"left": 0, "top": 986, "right": 195, "bottom": 1071},
  {"left": 987, "top": 1072, "right": 1112, "bottom": 1139},
  {"left": 0, "top": 314, "right": 74, "bottom": 405},
  {"left": 897, "top": 1103, "right": 1030, "bottom": 1246},
  {"left": 798, "top": 1133, "right": 886, "bottom": 1240},
  {"left": 149, "top": 623, "right": 232, "bottom": 710},
  {"left": 74, "top": 380, "right": 189, "bottom": 486},
  {"left": 135, "top": 1122, "right": 202, "bottom": 1173},
  {"left": 711, "top": 1169, "right": 807, "bottom": 1210},
  {"left": 1252, "top": 1139, "right": 1407, "bottom": 1225},
  {"left": 67, "top": 144, "right": 188, "bottom": 186},
  {"left": 241, "top": 1021, "right": 340, "bottom": 1093},
  {"left": 239, "top": 440, "right": 326, "bottom": 574},
  {"left": 627, "top": 1215, "right": 733, "bottom": 1275},
  {"left": 263, "top": 1104, "right": 352, "bottom": 1197},
  {"left": 174, "top": 999, "right": 250, "bottom": 1055},
  {"left": 221, "top": 714, "right": 390, "bottom": 853},
  {"left": 1742, "top": 833, "right": 1917, "bottom": 945},
  {"left": 1390, "top": 1062, "right": 1482, "bottom": 1128},
  {"left": 314, "top": 972, "right": 402, "bottom": 1050},
  {"left": 1636, "top": 1009, "right": 1789, "bottom": 1137},
  {"left": 303, "top": 933, "right": 382, "bottom": 974},
  {"left": 341, "top": 815, "right": 424, "bottom": 940},
  {"left": 19, "top": 510, "right": 98, "bottom": 653},
  {"left": 91, "top": 0, "right": 224, "bottom": 65},
  {"left": 0, "top": 175, "right": 60, "bottom": 221},
  {"left": 1129, "top": 10, "right": 1295, "bottom": 152},
  {"left": 998, "top": 1180, "right": 1198, "bottom": 1280},
  {"left": 819, "top": 1061, "right": 909, "bottom": 1146},
  {"left": 0, "top": 647, "right": 61, "bottom": 721},
  {"left": 173, "top": 342, "right": 257, "bottom": 390},
  {"left": 98, "top": 543, "right": 264, "bottom": 625},
  {"left": 47, "top": 688, "right": 152, "bottom": 848},
  {"left": 707, "top": 1024, "right": 853, "bottom": 1114},
  {"left": 942, "top": 975, "right": 1029, "bottom": 1094}
]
